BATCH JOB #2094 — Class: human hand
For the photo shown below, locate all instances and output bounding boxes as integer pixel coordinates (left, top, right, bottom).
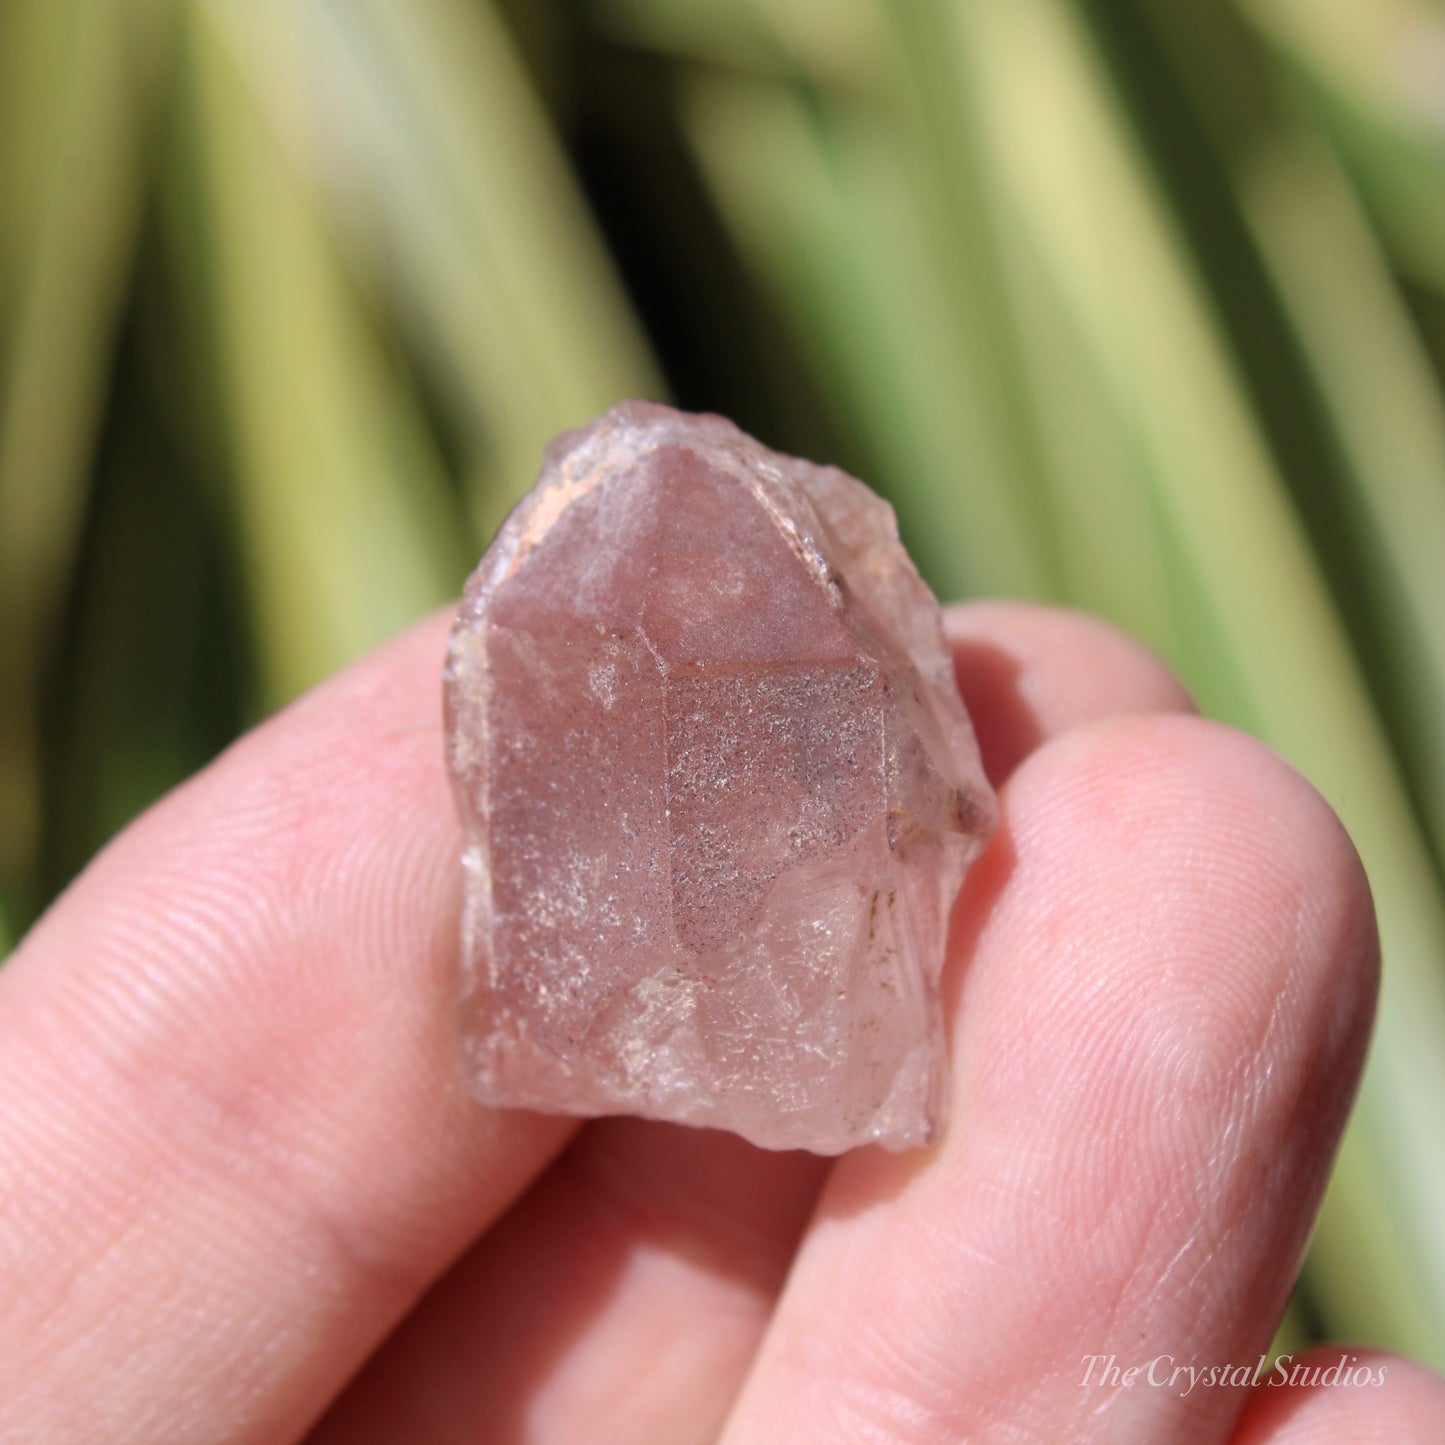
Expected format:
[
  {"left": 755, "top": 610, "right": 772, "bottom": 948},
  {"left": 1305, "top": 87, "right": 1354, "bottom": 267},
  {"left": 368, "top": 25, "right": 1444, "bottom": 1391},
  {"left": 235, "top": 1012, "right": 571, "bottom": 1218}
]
[{"left": 3, "top": 602, "right": 1442, "bottom": 1443}]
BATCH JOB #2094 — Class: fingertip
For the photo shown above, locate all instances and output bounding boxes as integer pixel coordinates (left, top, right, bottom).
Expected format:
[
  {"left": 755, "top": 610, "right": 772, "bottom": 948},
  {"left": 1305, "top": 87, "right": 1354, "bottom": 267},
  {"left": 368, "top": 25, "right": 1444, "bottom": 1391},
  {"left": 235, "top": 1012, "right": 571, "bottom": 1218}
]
[{"left": 983, "top": 713, "right": 1379, "bottom": 1129}]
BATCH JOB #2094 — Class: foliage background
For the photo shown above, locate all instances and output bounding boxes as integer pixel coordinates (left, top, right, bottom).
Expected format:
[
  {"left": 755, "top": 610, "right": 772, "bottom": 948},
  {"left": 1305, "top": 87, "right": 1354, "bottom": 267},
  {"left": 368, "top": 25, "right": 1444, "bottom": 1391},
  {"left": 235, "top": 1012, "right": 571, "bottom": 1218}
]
[{"left": 3, "top": 0, "right": 1445, "bottom": 1366}]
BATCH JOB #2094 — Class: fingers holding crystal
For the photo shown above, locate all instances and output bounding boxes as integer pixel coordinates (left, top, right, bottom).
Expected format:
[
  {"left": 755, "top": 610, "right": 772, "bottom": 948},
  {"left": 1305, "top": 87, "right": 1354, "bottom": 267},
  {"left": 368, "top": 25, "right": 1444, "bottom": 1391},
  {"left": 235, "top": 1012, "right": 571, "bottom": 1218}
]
[
  {"left": 308, "top": 602, "right": 1201, "bottom": 1444},
  {"left": 0, "top": 547, "right": 1337, "bottom": 1445},
  {"left": 718, "top": 715, "right": 1379, "bottom": 1445}
]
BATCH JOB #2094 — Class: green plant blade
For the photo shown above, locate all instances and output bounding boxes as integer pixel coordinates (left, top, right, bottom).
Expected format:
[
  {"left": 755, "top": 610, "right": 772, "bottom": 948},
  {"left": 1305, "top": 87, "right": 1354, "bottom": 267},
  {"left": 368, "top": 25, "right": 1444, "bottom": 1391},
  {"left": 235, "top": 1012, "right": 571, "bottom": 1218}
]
[
  {"left": 298, "top": 0, "right": 663, "bottom": 538},
  {"left": 181, "top": 0, "right": 464, "bottom": 703},
  {"left": 1235, "top": 0, "right": 1445, "bottom": 294},
  {"left": 0, "top": 0, "right": 174, "bottom": 911}
]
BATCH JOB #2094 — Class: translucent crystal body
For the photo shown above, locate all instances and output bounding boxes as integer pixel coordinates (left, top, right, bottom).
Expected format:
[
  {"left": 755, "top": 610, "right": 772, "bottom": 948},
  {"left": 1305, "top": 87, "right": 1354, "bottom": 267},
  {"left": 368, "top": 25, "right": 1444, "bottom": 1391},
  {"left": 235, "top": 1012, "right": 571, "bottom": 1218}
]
[{"left": 444, "top": 402, "right": 995, "bottom": 1153}]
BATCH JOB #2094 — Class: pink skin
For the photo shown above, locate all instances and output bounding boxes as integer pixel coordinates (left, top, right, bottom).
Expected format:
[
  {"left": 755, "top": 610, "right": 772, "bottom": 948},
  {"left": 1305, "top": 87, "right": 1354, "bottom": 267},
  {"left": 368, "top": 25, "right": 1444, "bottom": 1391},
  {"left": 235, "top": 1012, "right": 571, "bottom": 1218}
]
[{"left": 0, "top": 601, "right": 1439, "bottom": 1443}]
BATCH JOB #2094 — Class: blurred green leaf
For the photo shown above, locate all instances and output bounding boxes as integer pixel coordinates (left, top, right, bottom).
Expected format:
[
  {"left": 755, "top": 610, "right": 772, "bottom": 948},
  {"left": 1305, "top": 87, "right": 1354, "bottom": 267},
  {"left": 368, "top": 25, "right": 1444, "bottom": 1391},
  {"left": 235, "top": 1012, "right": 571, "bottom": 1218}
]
[
  {"left": 674, "top": 29, "right": 1060, "bottom": 598},
  {"left": 300, "top": 0, "right": 664, "bottom": 538},
  {"left": 1243, "top": 137, "right": 1445, "bottom": 874},
  {"left": 597, "top": 0, "right": 883, "bottom": 91},
  {"left": 181, "top": 0, "right": 465, "bottom": 702},
  {"left": 681, "top": 74, "right": 1048, "bottom": 600},
  {"left": 0, "top": 0, "right": 175, "bottom": 908},
  {"left": 1236, "top": 0, "right": 1445, "bottom": 294}
]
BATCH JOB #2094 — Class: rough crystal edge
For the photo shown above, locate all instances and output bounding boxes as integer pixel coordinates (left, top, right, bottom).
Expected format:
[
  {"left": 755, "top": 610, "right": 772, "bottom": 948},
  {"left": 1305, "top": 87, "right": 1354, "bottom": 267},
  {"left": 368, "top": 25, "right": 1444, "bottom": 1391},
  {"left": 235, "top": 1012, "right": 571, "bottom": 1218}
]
[{"left": 443, "top": 401, "right": 998, "bottom": 1154}]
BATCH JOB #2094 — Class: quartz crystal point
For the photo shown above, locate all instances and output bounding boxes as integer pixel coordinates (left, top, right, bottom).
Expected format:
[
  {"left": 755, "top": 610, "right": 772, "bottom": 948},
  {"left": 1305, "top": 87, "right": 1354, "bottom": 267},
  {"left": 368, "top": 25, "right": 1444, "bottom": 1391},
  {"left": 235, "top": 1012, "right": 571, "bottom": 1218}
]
[{"left": 444, "top": 402, "right": 995, "bottom": 1154}]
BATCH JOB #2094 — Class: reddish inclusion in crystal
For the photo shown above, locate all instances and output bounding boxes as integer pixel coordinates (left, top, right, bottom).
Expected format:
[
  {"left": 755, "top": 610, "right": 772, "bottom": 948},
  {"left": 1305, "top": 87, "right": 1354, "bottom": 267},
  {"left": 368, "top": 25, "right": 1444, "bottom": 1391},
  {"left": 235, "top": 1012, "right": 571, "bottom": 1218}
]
[
  {"left": 490, "top": 444, "right": 876, "bottom": 953},
  {"left": 445, "top": 403, "right": 994, "bottom": 1153}
]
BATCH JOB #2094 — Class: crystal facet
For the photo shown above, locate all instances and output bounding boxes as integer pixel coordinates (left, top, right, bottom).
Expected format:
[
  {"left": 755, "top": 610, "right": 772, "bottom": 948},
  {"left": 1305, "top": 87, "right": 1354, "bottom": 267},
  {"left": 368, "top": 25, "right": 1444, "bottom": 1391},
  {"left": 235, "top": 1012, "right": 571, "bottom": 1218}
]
[{"left": 444, "top": 402, "right": 995, "bottom": 1153}]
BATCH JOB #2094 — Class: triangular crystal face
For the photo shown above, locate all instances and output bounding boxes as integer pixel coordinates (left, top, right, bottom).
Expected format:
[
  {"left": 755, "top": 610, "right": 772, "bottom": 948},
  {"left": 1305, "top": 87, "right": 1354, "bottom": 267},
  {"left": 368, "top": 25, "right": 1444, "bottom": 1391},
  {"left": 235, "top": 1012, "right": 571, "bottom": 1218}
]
[{"left": 445, "top": 402, "right": 995, "bottom": 1153}]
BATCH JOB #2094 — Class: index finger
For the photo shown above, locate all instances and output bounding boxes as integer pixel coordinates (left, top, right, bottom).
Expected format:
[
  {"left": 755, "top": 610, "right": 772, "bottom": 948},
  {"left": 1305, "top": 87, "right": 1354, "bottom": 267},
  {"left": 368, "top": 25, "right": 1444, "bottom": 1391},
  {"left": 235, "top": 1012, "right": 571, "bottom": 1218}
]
[{"left": 0, "top": 610, "right": 574, "bottom": 1443}]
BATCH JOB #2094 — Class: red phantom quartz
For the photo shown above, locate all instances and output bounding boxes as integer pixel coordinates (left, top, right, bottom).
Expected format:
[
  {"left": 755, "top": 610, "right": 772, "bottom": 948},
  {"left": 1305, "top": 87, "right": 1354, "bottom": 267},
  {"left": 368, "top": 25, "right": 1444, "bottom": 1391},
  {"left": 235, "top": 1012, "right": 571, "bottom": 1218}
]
[{"left": 444, "top": 402, "right": 994, "bottom": 1153}]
